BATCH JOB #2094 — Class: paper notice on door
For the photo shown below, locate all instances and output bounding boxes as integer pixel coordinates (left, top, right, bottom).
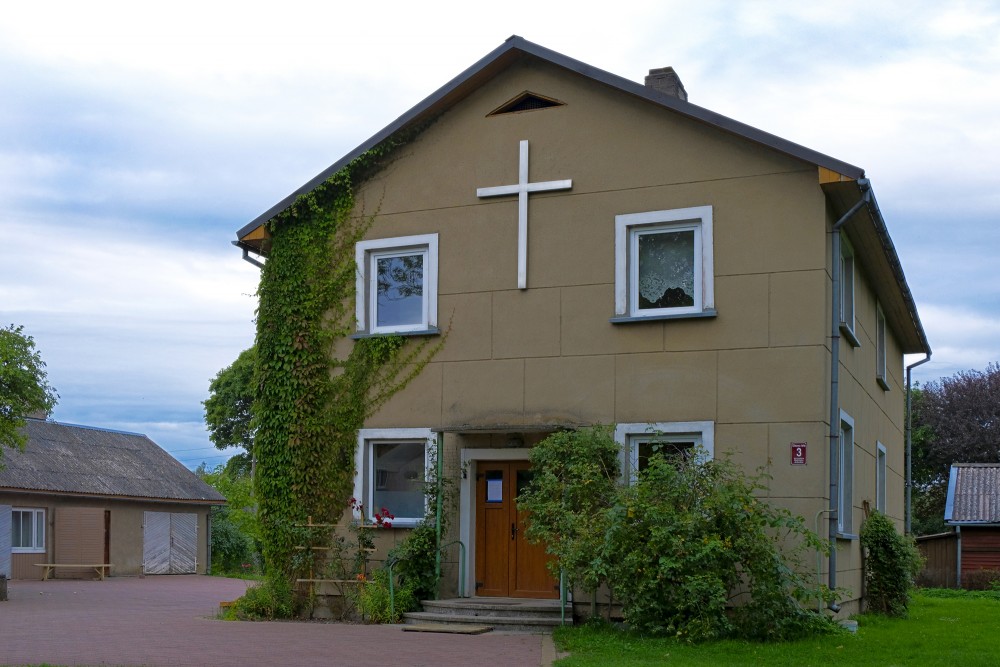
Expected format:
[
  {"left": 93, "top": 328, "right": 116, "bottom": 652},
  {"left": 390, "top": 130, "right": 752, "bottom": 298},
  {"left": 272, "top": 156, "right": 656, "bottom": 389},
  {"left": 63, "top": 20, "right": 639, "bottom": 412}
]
[{"left": 487, "top": 477, "right": 503, "bottom": 502}]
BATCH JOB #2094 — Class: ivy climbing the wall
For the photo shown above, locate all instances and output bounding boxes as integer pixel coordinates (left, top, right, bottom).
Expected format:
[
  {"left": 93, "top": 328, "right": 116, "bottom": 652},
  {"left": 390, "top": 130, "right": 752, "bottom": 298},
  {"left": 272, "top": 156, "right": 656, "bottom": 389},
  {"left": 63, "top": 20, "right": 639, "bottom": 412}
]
[{"left": 253, "top": 141, "right": 441, "bottom": 576}]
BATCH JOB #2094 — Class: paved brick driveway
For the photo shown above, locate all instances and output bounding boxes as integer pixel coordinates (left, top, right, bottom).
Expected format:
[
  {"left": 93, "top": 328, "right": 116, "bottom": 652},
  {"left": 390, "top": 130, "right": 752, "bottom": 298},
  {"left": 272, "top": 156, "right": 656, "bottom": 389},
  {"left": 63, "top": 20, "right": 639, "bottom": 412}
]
[{"left": 0, "top": 576, "right": 557, "bottom": 667}]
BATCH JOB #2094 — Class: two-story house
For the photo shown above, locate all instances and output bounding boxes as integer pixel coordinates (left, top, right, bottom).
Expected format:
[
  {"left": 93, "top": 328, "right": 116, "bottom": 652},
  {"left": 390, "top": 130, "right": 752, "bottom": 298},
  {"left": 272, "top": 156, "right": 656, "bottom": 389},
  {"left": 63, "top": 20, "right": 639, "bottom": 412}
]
[{"left": 235, "top": 36, "right": 930, "bottom": 615}]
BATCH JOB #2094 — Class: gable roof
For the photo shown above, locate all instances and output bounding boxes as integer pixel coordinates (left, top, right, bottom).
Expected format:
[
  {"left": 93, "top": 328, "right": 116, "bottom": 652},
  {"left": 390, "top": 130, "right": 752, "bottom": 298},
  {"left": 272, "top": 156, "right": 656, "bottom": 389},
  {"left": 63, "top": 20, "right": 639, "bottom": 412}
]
[
  {"left": 234, "top": 35, "right": 929, "bottom": 355},
  {"left": 0, "top": 419, "right": 224, "bottom": 504},
  {"left": 945, "top": 463, "right": 1000, "bottom": 524},
  {"left": 235, "top": 35, "right": 864, "bottom": 246}
]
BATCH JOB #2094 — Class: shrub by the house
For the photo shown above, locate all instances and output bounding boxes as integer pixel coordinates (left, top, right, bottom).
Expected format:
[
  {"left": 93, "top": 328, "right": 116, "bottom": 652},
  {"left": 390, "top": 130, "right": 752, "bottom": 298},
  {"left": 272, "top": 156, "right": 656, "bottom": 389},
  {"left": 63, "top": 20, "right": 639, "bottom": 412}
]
[
  {"left": 860, "top": 510, "right": 922, "bottom": 616},
  {"left": 519, "top": 427, "right": 836, "bottom": 642}
]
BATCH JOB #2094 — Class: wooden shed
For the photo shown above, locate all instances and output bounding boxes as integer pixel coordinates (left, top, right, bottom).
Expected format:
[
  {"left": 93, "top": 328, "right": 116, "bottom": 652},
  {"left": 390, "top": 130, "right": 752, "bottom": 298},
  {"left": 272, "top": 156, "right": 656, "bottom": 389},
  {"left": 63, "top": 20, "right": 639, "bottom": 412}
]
[
  {"left": 0, "top": 418, "right": 224, "bottom": 580},
  {"left": 944, "top": 463, "right": 1000, "bottom": 586}
]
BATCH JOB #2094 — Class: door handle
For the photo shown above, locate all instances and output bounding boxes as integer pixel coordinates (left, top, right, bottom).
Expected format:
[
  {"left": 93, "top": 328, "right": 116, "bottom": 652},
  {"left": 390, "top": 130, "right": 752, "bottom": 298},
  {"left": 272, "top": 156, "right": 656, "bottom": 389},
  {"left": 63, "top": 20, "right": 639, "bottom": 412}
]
[{"left": 511, "top": 522, "right": 518, "bottom": 540}]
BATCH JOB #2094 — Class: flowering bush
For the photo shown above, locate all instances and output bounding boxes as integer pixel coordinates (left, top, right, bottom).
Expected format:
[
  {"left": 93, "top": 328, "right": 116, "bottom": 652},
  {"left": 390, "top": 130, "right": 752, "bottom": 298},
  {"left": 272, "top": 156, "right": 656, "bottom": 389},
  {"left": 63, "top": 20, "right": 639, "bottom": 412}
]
[{"left": 348, "top": 497, "right": 394, "bottom": 576}]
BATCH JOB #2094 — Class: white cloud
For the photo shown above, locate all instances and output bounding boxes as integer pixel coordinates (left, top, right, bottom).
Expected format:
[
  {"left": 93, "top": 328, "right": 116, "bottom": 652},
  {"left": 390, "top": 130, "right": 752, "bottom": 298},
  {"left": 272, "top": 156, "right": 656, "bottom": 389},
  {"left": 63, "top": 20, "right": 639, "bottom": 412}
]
[
  {"left": 0, "top": 216, "right": 258, "bottom": 463},
  {"left": 911, "top": 304, "right": 1000, "bottom": 381}
]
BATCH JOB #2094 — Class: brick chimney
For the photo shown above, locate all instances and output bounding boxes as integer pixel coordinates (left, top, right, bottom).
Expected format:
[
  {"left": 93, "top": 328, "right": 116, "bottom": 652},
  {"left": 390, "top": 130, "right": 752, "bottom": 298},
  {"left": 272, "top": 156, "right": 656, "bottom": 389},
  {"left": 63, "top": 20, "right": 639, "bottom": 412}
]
[{"left": 645, "top": 67, "right": 688, "bottom": 101}]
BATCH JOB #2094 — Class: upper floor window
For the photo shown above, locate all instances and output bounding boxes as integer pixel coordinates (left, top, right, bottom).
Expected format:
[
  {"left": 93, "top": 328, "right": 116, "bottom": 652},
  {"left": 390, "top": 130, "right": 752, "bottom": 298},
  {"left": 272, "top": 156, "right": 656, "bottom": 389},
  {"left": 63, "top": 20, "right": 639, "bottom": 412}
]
[
  {"left": 12, "top": 507, "right": 45, "bottom": 553},
  {"left": 614, "top": 207, "right": 714, "bottom": 320},
  {"left": 876, "top": 302, "right": 889, "bottom": 390},
  {"left": 355, "top": 234, "right": 438, "bottom": 335},
  {"left": 840, "top": 235, "right": 860, "bottom": 347},
  {"left": 615, "top": 421, "right": 714, "bottom": 483}
]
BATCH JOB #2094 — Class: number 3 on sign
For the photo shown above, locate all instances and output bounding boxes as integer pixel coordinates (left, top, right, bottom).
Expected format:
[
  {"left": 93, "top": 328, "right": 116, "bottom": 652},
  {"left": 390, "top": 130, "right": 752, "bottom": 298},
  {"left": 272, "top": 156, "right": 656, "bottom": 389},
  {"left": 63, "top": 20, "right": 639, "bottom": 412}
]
[{"left": 791, "top": 443, "right": 807, "bottom": 465}]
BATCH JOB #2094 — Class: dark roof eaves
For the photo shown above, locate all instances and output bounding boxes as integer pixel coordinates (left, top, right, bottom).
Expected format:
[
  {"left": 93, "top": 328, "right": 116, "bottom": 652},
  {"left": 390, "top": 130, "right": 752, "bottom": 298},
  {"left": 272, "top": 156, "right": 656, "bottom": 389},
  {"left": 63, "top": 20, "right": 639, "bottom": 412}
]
[
  {"left": 0, "top": 486, "right": 224, "bottom": 504},
  {"left": 237, "top": 35, "right": 865, "bottom": 240},
  {"left": 515, "top": 37, "right": 865, "bottom": 178},
  {"left": 863, "top": 190, "right": 932, "bottom": 355},
  {"left": 946, "top": 520, "right": 1000, "bottom": 527}
]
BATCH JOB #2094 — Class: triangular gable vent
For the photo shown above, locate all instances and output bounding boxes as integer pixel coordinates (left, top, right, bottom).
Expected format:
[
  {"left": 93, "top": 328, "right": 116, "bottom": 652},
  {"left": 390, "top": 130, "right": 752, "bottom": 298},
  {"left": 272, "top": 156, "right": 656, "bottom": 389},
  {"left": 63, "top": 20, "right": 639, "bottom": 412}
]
[{"left": 488, "top": 91, "right": 565, "bottom": 116}]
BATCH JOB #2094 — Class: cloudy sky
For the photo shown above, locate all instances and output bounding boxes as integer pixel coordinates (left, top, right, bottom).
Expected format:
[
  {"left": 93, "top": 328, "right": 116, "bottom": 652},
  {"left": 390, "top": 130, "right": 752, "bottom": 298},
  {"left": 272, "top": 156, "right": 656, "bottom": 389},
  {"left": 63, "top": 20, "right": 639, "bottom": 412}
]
[{"left": 2, "top": 1, "right": 997, "bottom": 469}]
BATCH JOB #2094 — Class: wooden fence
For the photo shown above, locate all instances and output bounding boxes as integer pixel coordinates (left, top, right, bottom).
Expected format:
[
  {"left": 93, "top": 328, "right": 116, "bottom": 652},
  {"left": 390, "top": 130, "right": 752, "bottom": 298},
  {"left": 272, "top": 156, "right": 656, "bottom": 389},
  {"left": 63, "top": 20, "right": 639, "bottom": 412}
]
[{"left": 916, "top": 532, "right": 958, "bottom": 588}]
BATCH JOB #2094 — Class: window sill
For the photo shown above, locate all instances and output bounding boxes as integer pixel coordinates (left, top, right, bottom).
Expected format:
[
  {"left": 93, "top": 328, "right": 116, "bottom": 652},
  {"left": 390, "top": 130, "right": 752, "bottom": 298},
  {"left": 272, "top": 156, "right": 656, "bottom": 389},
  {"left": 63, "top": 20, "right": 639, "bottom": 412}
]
[
  {"left": 835, "top": 531, "right": 858, "bottom": 541},
  {"left": 610, "top": 309, "right": 717, "bottom": 324},
  {"left": 368, "top": 519, "right": 421, "bottom": 529},
  {"left": 12, "top": 548, "right": 45, "bottom": 554},
  {"left": 839, "top": 323, "right": 861, "bottom": 348},
  {"left": 876, "top": 376, "right": 891, "bottom": 391},
  {"left": 351, "top": 327, "right": 440, "bottom": 340}
]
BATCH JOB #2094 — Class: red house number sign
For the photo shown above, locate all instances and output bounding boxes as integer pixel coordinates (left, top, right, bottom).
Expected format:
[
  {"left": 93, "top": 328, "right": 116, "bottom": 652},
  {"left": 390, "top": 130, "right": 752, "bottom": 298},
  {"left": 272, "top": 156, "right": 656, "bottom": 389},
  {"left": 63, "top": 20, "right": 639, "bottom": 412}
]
[{"left": 791, "top": 442, "right": 807, "bottom": 465}]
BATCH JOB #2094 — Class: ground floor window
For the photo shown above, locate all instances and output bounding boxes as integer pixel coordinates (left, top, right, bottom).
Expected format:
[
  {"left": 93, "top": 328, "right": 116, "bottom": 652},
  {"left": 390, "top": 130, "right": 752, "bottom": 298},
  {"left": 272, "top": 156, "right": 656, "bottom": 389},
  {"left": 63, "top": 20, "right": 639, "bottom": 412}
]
[
  {"left": 12, "top": 507, "right": 45, "bottom": 553},
  {"left": 876, "top": 442, "right": 887, "bottom": 513},
  {"left": 839, "top": 411, "right": 855, "bottom": 535},
  {"left": 614, "top": 421, "right": 714, "bottom": 482},
  {"left": 354, "top": 428, "right": 434, "bottom": 526}
]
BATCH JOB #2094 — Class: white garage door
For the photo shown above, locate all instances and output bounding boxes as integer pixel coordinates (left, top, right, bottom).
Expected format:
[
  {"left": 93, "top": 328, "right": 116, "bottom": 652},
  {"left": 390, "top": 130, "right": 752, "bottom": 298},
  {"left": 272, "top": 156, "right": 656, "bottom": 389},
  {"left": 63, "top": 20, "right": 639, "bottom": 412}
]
[{"left": 143, "top": 511, "right": 197, "bottom": 574}]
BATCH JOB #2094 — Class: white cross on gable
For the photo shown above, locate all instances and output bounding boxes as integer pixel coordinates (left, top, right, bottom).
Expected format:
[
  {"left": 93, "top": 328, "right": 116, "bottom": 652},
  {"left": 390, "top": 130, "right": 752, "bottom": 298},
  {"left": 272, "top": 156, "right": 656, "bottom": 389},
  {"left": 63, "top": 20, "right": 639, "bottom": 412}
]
[{"left": 477, "top": 140, "right": 572, "bottom": 289}]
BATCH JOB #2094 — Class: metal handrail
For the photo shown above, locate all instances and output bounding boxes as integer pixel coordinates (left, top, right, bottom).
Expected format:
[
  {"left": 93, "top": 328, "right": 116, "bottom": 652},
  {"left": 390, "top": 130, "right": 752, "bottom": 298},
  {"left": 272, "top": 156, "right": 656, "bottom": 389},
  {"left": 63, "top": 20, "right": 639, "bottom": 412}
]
[{"left": 388, "top": 539, "right": 466, "bottom": 621}]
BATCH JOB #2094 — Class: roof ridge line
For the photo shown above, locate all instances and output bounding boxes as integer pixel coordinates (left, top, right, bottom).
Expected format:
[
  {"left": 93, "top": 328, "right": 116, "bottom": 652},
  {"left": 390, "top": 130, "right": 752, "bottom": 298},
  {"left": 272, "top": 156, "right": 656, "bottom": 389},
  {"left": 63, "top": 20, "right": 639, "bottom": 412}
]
[{"left": 27, "top": 417, "right": 148, "bottom": 438}]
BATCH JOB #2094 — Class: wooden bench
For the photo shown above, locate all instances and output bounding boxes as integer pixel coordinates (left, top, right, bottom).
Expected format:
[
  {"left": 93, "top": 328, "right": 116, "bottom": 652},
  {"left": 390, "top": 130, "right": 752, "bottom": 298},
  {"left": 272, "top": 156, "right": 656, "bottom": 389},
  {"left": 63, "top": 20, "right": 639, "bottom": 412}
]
[{"left": 34, "top": 564, "right": 112, "bottom": 581}]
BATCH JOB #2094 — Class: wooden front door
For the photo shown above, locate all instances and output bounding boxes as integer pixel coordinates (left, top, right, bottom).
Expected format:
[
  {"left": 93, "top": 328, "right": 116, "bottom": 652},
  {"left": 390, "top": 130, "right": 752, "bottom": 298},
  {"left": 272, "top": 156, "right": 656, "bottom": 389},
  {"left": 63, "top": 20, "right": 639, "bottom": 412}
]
[{"left": 475, "top": 460, "right": 558, "bottom": 599}]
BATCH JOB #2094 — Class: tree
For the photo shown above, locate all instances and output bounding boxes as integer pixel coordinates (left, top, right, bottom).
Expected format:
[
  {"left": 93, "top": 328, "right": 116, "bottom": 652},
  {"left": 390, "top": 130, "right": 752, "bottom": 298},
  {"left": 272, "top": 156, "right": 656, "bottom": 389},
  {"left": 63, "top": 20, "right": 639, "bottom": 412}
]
[
  {"left": 0, "top": 324, "right": 58, "bottom": 462},
  {"left": 198, "top": 463, "right": 261, "bottom": 574},
  {"left": 517, "top": 427, "right": 620, "bottom": 595},
  {"left": 911, "top": 363, "right": 1000, "bottom": 534},
  {"left": 203, "top": 346, "right": 256, "bottom": 476}
]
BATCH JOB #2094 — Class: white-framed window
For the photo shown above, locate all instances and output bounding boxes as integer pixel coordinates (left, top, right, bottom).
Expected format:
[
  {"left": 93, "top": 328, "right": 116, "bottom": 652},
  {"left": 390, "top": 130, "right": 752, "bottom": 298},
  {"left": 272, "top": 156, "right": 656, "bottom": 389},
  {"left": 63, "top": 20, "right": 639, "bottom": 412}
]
[
  {"left": 876, "top": 302, "right": 889, "bottom": 390},
  {"left": 615, "top": 421, "right": 715, "bottom": 483},
  {"left": 355, "top": 234, "right": 438, "bottom": 334},
  {"left": 12, "top": 507, "right": 45, "bottom": 553},
  {"left": 354, "top": 428, "right": 434, "bottom": 526},
  {"left": 614, "top": 206, "right": 714, "bottom": 319},
  {"left": 840, "top": 235, "right": 859, "bottom": 347},
  {"left": 876, "top": 442, "right": 887, "bottom": 514},
  {"left": 839, "top": 411, "right": 855, "bottom": 535}
]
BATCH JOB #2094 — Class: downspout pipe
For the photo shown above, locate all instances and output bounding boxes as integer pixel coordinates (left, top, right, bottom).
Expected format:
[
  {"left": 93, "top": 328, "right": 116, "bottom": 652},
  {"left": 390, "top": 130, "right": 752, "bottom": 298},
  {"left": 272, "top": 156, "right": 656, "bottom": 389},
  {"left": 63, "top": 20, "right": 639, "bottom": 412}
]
[
  {"left": 828, "top": 178, "right": 871, "bottom": 609},
  {"left": 905, "top": 354, "right": 932, "bottom": 535},
  {"left": 434, "top": 432, "right": 444, "bottom": 599}
]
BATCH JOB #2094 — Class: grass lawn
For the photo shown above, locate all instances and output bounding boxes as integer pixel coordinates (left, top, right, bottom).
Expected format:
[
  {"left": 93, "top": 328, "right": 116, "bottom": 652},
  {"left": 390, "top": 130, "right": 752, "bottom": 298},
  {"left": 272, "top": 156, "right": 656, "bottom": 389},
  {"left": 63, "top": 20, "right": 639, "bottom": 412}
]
[{"left": 553, "top": 590, "right": 1000, "bottom": 666}]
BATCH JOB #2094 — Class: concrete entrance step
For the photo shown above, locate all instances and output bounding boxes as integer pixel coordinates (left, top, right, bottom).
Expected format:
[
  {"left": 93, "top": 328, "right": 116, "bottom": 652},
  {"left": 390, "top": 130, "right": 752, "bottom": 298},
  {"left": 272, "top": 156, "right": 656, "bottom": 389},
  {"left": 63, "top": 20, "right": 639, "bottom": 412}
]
[
  {"left": 402, "top": 623, "right": 494, "bottom": 635},
  {"left": 402, "top": 597, "right": 568, "bottom": 633}
]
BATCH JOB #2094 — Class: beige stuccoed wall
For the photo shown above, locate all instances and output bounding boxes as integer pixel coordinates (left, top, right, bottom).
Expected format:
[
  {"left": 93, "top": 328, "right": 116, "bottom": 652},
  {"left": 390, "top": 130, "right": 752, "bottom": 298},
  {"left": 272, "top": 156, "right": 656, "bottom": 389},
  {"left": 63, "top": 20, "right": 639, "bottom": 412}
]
[
  {"left": 351, "top": 58, "right": 910, "bottom": 611},
  {"left": 360, "top": 59, "right": 830, "bottom": 431}
]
